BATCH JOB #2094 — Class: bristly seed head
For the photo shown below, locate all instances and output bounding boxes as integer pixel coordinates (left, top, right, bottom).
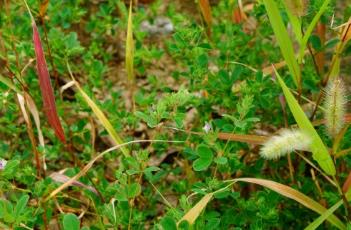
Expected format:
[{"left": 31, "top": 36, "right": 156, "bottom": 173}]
[
  {"left": 260, "top": 129, "right": 311, "bottom": 160},
  {"left": 324, "top": 79, "right": 347, "bottom": 138},
  {"left": 284, "top": 0, "right": 308, "bottom": 17}
]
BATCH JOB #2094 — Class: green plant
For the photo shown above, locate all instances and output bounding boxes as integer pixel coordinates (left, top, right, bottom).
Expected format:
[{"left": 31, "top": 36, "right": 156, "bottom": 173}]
[{"left": 1, "top": 0, "right": 351, "bottom": 229}]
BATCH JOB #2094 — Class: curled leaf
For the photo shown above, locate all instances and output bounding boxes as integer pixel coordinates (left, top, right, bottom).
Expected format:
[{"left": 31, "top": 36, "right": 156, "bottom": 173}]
[{"left": 50, "top": 172, "right": 98, "bottom": 195}]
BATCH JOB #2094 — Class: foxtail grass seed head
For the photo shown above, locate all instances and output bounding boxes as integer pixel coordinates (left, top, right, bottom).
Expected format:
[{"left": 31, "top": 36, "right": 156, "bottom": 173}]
[
  {"left": 260, "top": 129, "right": 311, "bottom": 160},
  {"left": 284, "top": 0, "right": 308, "bottom": 17},
  {"left": 324, "top": 79, "right": 347, "bottom": 137}
]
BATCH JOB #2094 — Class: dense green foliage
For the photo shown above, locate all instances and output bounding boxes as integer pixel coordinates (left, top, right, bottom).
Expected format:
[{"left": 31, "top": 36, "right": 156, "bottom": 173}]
[{"left": 1, "top": 0, "right": 351, "bottom": 229}]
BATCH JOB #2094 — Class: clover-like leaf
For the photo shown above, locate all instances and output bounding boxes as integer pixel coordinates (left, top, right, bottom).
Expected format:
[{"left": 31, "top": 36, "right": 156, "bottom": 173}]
[{"left": 193, "top": 145, "right": 213, "bottom": 171}]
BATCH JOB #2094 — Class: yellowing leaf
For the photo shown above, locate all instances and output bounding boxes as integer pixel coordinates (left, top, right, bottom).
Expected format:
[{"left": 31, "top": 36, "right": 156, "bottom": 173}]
[
  {"left": 67, "top": 63, "right": 129, "bottom": 157},
  {"left": 24, "top": 93, "right": 45, "bottom": 147},
  {"left": 178, "top": 193, "right": 213, "bottom": 226},
  {"left": 126, "top": 2, "right": 134, "bottom": 83},
  {"left": 275, "top": 69, "right": 335, "bottom": 175},
  {"left": 234, "top": 178, "right": 345, "bottom": 230},
  {"left": 304, "top": 200, "right": 344, "bottom": 230}
]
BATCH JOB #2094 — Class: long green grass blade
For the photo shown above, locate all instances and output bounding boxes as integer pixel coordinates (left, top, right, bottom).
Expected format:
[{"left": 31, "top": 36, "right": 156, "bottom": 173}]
[
  {"left": 304, "top": 200, "right": 343, "bottom": 230},
  {"left": 282, "top": 1, "right": 302, "bottom": 43},
  {"left": 263, "top": 0, "right": 300, "bottom": 86},
  {"left": 298, "top": 0, "right": 330, "bottom": 62},
  {"left": 275, "top": 69, "right": 336, "bottom": 175}
]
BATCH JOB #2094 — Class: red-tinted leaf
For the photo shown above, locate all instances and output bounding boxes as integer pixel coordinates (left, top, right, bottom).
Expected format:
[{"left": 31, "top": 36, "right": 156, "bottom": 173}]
[{"left": 32, "top": 22, "right": 65, "bottom": 143}]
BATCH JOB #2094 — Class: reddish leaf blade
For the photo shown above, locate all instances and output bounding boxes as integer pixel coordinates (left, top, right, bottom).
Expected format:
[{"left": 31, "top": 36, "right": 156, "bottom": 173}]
[{"left": 32, "top": 22, "right": 65, "bottom": 143}]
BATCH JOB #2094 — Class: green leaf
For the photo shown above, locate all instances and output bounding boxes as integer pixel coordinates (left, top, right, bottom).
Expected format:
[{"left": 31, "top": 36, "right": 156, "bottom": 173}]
[
  {"left": 0, "top": 199, "right": 14, "bottom": 223},
  {"left": 193, "top": 145, "right": 213, "bottom": 171},
  {"left": 160, "top": 216, "right": 177, "bottom": 230},
  {"left": 135, "top": 111, "right": 158, "bottom": 128},
  {"left": 0, "top": 75, "right": 21, "bottom": 93},
  {"left": 298, "top": 0, "right": 331, "bottom": 62},
  {"left": 309, "top": 35, "right": 322, "bottom": 51},
  {"left": 63, "top": 213, "right": 80, "bottom": 230},
  {"left": 214, "top": 157, "right": 228, "bottom": 165},
  {"left": 127, "top": 183, "right": 141, "bottom": 198},
  {"left": 282, "top": 1, "right": 302, "bottom": 43},
  {"left": 2, "top": 160, "right": 20, "bottom": 179},
  {"left": 275, "top": 70, "right": 335, "bottom": 175},
  {"left": 263, "top": 0, "right": 300, "bottom": 86},
  {"left": 305, "top": 200, "right": 343, "bottom": 230},
  {"left": 14, "top": 195, "right": 29, "bottom": 220}
]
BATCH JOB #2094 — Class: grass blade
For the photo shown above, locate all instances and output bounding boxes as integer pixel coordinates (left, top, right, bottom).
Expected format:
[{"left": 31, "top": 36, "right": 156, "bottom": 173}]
[
  {"left": 67, "top": 64, "right": 129, "bottom": 157},
  {"left": 304, "top": 200, "right": 343, "bottom": 230},
  {"left": 327, "top": 19, "right": 351, "bottom": 80},
  {"left": 177, "top": 178, "right": 345, "bottom": 229},
  {"left": 126, "top": 2, "right": 134, "bottom": 83},
  {"left": 234, "top": 178, "right": 345, "bottom": 230},
  {"left": 263, "top": 0, "right": 300, "bottom": 87},
  {"left": 50, "top": 172, "right": 98, "bottom": 195},
  {"left": 0, "top": 75, "right": 21, "bottom": 93},
  {"left": 282, "top": 0, "right": 303, "bottom": 43},
  {"left": 33, "top": 22, "right": 65, "bottom": 143},
  {"left": 298, "top": 0, "right": 330, "bottom": 62},
  {"left": 275, "top": 69, "right": 336, "bottom": 175},
  {"left": 24, "top": 93, "right": 45, "bottom": 147},
  {"left": 23, "top": 0, "right": 65, "bottom": 143}
]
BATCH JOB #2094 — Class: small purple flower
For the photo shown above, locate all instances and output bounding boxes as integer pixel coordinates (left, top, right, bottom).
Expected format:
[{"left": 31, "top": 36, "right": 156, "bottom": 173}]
[
  {"left": 0, "top": 159, "right": 7, "bottom": 170},
  {"left": 203, "top": 122, "right": 212, "bottom": 133}
]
